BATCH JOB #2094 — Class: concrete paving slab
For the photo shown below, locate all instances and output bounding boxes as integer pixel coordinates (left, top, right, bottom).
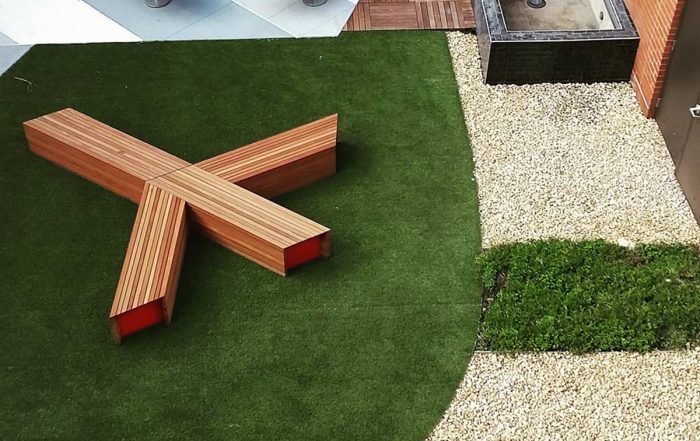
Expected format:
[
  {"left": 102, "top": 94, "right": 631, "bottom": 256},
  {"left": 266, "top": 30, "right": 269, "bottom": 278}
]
[
  {"left": 0, "top": 0, "right": 140, "bottom": 44},
  {"left": 84, "top": 0, "right": 230, "bottom": 40},
  {"left": 168, "top": 3, "right": 292, "bottom": 41}
]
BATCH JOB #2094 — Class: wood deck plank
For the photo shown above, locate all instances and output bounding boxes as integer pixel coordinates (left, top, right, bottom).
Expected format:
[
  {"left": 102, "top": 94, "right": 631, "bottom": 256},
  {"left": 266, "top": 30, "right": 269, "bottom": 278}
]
[{"left": 438, "top": 2, "right": 448, "bottom": 29}]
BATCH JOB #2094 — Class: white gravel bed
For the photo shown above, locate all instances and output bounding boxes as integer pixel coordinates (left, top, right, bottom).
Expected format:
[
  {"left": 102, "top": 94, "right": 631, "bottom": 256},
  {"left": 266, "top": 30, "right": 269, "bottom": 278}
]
[
  {"left": 428, "top": 350, "right": 700, "bottom": 441},
  {"left": 447, "top": 32, "right": 700, "bottom": 248}
]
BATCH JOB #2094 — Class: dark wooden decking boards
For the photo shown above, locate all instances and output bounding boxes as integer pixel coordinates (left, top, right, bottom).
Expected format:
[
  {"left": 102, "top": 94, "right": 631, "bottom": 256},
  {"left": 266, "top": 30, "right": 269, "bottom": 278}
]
[{"left": 343, "top": 0, "right": 475, "bottom": 31}]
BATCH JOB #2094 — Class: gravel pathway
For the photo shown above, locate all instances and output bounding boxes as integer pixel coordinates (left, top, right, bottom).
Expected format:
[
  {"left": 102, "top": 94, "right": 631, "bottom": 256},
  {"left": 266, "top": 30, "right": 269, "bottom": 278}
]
[
  {"left": 428, "top": 351, "right": 700, "bottom": 440},
  {"left": 434, "top": 32, "right": 700, "bottom": 441},
  {"left": 447, "top": 32, "right": 700, "bottom": 248}
]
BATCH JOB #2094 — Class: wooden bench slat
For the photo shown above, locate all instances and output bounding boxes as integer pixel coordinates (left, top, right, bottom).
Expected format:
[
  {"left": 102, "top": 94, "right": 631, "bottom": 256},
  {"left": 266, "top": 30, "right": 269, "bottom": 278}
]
[
  {"left": 156, "top": 166, "right": 328, "bottom": 244},
  {"left": 110, "top": 183, "right": 188, "bottom": 344},
  {"left": 24, "top": 108, "right": 190, "bottom": 202},
  {"left": 151, "top": 166, "right": 329, "bottom": 275},
  {"left": 196, "top": 114, "right": 337, "bottom": 198}
]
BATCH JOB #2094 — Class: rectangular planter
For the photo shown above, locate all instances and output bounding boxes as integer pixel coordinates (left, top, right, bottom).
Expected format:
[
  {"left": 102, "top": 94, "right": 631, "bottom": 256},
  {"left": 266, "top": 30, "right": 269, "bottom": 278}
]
[{"left": 474, "top": 0, "right": 640, "bottom": 84}]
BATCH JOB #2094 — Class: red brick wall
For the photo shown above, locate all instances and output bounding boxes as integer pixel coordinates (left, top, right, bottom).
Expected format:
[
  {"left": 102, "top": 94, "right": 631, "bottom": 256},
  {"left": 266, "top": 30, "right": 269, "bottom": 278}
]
[{"left": 624, "top": 0, "right": 686, "bottom": 117}]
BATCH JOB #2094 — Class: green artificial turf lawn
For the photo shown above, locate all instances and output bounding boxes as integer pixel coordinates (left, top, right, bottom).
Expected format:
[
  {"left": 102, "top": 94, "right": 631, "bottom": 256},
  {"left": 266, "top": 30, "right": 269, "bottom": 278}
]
[
  {"left": 479, "top": 240, "right": 700, "bottom": 352},
  {"left": 0, "top": 32, "right": 481, "bottom": 440}
]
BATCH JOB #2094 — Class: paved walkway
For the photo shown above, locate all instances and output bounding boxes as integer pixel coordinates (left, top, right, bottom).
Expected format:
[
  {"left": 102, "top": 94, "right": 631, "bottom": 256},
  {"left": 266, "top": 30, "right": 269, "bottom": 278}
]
[{"left": 0, "top": 0, "right": 358, "bottom": 75}]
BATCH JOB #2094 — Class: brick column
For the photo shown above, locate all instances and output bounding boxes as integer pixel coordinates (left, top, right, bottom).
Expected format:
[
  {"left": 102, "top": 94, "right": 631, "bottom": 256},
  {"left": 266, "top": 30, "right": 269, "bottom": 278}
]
[{"left": 624, "top": 0, "right": 686, "bottom": 118}]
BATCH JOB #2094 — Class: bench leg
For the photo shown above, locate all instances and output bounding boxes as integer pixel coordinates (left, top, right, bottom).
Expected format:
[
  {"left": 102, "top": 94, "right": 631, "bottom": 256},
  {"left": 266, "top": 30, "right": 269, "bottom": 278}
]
[{"left": 109, "top": 184, "right": 188, "bottom": 344}]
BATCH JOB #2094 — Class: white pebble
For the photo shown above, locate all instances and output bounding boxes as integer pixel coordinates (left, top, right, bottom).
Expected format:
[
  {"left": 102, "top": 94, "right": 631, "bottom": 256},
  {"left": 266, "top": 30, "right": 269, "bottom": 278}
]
[
  {"left": 427, "top": 351, "right": 700, "bottom": 440},
  {"left": 446, "top": 32, "right": 700, "bottom": 248}
]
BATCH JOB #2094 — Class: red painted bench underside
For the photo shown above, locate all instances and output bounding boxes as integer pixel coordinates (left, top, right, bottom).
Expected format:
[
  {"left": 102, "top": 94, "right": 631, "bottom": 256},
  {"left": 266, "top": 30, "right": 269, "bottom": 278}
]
[
  {"left": 115, "top": 300, "right": 165, "bottom": 338},
  {"left": 285, "top": 236, "right": 321, "bottom": 270},
  {"left": 114, "top": 237, "right": 321, "bottom": 339}
]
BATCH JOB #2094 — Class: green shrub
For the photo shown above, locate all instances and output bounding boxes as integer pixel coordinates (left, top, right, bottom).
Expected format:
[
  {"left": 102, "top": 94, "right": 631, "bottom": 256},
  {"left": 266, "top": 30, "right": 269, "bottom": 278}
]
[{"left": 478, "top": 240, "right": 700, "bottom": 352}]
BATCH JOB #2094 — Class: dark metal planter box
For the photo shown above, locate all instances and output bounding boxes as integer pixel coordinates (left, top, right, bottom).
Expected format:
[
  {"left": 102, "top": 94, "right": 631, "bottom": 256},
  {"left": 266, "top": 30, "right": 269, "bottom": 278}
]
[{"left": 474, "top": 0, "right": 640, "bottom": 85}]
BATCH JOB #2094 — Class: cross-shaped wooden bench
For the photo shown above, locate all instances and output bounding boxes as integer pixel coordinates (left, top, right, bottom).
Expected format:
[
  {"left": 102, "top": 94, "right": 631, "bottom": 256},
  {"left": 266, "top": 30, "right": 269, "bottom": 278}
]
[{"left": 24, "top": 108, "right": 337, "bottom": 344}]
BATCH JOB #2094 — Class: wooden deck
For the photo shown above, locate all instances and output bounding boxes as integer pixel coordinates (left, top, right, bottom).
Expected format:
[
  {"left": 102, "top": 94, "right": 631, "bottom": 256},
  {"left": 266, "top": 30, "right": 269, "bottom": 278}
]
[{"left": 343, "top": 0, "right": 475, "bottom": 31}]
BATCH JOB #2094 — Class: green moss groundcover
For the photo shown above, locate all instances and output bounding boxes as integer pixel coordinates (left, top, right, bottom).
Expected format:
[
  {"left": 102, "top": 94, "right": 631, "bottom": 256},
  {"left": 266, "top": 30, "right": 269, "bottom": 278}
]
[
  {"left": 479, "top": 240, "right": 700, "bottom": 352},
  {"left": 0, "top": 33, "right": 481, "bottom": 440}
]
